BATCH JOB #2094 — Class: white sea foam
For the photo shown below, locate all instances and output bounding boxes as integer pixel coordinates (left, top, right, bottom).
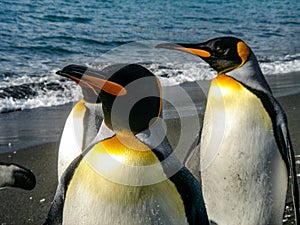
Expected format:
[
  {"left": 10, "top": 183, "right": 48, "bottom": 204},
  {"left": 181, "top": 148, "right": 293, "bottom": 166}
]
[
  {"left": 0, "top": 56, "right": 299, "bottom": 113},
  {"left": 261, "top": 59, "right": 300, "bottom": 75},
  {"left": 0, "top": 72, "right": 82, "bottom": 113}
]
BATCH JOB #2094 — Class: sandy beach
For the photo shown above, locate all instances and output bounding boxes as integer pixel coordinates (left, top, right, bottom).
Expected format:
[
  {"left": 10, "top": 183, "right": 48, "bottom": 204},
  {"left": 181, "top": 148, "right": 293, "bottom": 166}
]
[{"left": 0, "top": 81, "right": 299, "bottom": 225}]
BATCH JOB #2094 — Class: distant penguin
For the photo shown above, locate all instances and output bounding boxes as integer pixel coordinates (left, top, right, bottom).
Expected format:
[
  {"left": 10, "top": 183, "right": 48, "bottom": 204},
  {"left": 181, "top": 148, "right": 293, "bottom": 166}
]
[
  {"left": 0, "top": 162, "right": 36, "bottom": 190},
  {"left": 44, "top": 64, "right": 209, "bottom": 225},
  {"left": 157, "top": 37, "right": 299, "bottom": 224},
  {"left": 56, "top": 64, "right": 126, "bottom": 179}
]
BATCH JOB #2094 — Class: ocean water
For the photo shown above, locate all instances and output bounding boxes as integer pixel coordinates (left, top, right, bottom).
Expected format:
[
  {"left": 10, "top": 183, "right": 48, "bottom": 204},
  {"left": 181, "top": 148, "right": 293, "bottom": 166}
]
[{"left": 0, "top": 0, "right": 300, "bottom": 112}]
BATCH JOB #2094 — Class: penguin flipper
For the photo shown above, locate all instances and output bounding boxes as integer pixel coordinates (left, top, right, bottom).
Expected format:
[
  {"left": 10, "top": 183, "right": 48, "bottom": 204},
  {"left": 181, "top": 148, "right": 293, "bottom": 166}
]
[
  {"left": 280, "top": 123, "right": 300, "bottom": 224},
  {"left": 150, "top": 143, "right": 209, "bottom": 224},
  {"left": 0, "top": 162, "right": 36, "bottom": 190},
  {"left": 169, "top": 167, "right": 209, "bottom": 225},
  {"left": 272, "top": 97, "right": 300, "bottom": 223},
  {"left": 44, "top": 155, "right": 83, "bottom": 225},
  {"left": 136, "top": 121, "right": 209, "bottom": 225},
  {"left": 244, "top": 89, "right": 299, "bottom": 223}
]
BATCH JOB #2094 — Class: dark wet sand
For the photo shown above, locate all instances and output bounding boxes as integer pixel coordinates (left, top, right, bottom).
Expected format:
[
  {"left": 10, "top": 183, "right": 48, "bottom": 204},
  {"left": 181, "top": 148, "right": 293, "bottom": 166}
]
[
  {"left": 0, "top": 142, "right": 59, "bottom": 225},
  {"left": 0, "top": 90, "right": 299, "bottom": 225}
]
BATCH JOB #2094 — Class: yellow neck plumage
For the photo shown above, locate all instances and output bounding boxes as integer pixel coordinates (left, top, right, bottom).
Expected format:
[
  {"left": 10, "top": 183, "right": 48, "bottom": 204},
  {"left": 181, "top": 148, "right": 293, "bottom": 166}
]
[
  {"left": 91, "top": 135, "right": 158, "bottom": 166},
  {"left": 83, "top": 135, "right": 168, "bottom": 185}
]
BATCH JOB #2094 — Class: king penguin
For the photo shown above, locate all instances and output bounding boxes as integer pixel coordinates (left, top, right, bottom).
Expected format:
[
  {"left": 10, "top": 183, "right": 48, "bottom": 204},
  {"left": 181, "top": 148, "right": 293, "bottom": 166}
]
[
  {"left": 0, "top": 162, "right": 36, "bottom": 190},
  {"left": 157, "top": 37, "right": 299, "bottom": 225},
  {"left": 44, "top": 64, "right": 209, "bottom": 225},
  {"left": 56, "top": 64, "right": 126, "bottom": 180}
]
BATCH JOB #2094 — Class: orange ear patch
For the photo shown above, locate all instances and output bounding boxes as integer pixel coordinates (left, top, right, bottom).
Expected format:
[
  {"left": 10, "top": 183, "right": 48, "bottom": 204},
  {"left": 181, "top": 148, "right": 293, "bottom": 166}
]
[{"left": 237, "top": 41, "right": 250, "bottom": 66}]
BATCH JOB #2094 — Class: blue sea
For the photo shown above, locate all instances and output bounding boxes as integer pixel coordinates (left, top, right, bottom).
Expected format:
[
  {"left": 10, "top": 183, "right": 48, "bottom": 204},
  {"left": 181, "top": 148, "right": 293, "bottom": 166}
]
[{"left": 0, "top": 0, "right": 300, "bottom": 112}]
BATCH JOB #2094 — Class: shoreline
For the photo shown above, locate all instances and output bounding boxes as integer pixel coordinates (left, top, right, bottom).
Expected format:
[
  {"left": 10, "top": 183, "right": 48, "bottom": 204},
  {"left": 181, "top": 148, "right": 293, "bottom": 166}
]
[{"left": 1, "top": 70, "right": 300, "bottom": 154}]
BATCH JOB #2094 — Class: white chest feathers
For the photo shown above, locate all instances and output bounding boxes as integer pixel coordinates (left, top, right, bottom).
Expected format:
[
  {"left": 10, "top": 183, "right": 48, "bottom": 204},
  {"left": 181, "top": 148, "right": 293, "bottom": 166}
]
[
  {"left": 63, "top": 137, "right": 188, "bottom": 225},
  {"left": 58, "top": 100, "right": 86, "bottom": 179},
  {"left": 200, "top": 75, "right": 287, "bottom": 225}
]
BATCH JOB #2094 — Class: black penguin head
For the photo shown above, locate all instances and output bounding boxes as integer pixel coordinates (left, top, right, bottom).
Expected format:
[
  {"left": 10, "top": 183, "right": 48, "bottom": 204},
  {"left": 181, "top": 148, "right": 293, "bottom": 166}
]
[
  {"left": 100, "top": 64, "right": 162, "bottom": 134},
  {"left": 56, "top": 64, "right": 126, "bottom": 103},
  {"left": 57, "top": 64, "right": 161, "bottom": 134},
  {"left": 156, "top": 36, "right": 252, "bottom": 74}
]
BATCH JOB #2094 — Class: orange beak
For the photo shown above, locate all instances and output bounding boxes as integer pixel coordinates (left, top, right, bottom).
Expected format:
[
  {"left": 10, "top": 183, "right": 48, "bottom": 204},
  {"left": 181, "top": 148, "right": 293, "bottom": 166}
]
[
  {"left": 156, "top": 42, "right": 211, "bottom": 58},
  {"left": 56, "top": 64, "right": 127, "bottom": 97}
]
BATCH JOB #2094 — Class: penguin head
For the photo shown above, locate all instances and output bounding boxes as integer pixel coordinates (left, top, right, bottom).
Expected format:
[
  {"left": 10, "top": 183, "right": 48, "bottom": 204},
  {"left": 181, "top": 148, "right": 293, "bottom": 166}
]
[
  {"left": 156, "top": 36, "right": 251, "bottom": 74},
  {"left": 56, "top": 64, "right": 126, "bottom": 103},
  {"left": 157, "top": 37, "right": 272, "bottom": 94},
  {"left": 57, "top": 64, "right": 161, "bottom": 135},
  {"left": 99, "top": 64, "right": 162, "bottom": 134}
]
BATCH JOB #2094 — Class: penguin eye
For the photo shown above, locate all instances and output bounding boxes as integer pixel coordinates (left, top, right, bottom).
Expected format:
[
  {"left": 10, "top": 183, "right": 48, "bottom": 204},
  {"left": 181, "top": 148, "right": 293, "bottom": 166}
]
[{"left": 215, "top": 46, "right": 225, "bottom": 54}]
